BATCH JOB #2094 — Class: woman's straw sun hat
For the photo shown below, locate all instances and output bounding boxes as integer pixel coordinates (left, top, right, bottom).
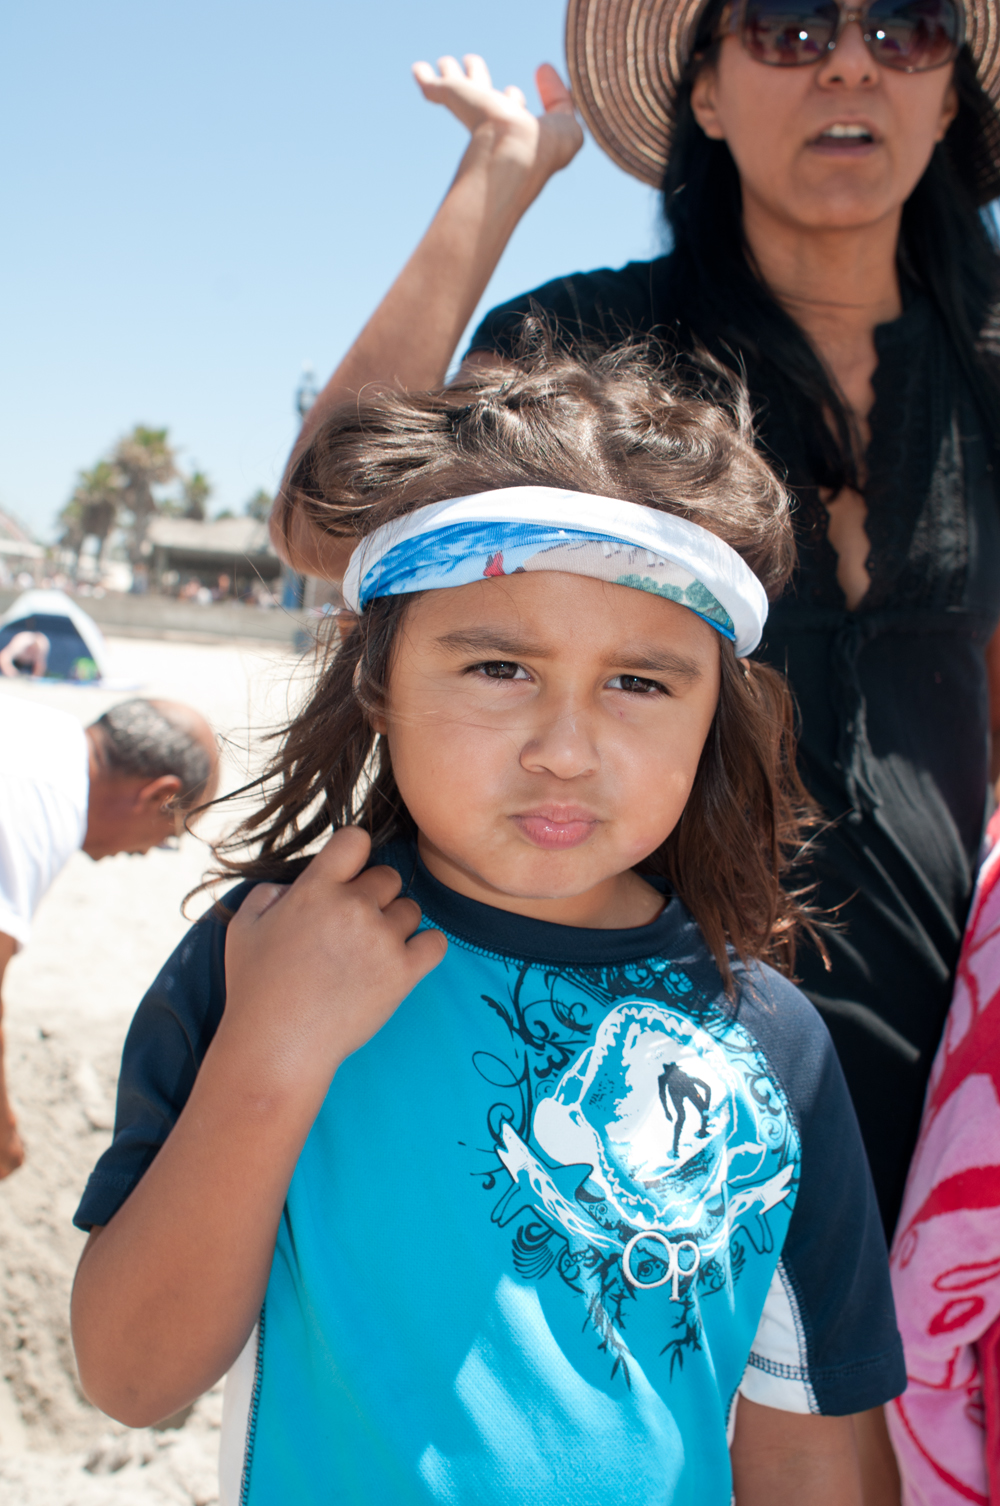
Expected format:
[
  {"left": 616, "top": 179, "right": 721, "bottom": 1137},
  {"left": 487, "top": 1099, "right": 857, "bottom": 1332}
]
[{"left": 565, "top": 0, "right": 1000, "bottom": 197}]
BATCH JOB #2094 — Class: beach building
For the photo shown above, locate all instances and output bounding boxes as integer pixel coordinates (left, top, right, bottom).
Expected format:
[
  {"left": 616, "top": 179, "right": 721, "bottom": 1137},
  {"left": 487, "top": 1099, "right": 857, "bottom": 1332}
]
[{"left": 145, "top": 515, "right": 282, "bottom": 601}]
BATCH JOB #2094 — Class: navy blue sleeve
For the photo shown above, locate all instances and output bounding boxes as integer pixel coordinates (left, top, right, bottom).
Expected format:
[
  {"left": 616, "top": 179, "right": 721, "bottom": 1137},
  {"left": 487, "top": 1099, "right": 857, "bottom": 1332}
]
[
  {"left": 73, "top": 883, "right": 253, "bottom": 1231},
  {"left": 737, "top": 963, "right": 907, "bottom": 1414},
  {"left": 466, "top": 259, "right": 666, "bottom": 359}
]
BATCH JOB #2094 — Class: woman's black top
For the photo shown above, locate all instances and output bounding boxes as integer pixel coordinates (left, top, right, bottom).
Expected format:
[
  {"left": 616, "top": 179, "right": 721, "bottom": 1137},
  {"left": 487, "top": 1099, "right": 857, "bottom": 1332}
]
[{"left": 470, "top": 256, "right": 1000, "bottom": 1234}]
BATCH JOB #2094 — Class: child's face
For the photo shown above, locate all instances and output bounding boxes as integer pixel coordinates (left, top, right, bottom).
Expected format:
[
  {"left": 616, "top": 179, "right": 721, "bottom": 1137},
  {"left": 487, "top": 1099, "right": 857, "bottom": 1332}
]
[{"left": 377, "top": 571, "right": 722, "bottom": 927}]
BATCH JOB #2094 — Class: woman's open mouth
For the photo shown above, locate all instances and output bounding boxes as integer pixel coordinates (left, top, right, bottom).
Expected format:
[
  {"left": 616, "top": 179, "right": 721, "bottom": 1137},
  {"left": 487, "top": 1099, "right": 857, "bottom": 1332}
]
[
  {"left": 512, "top": 807, "right": 599, "bottom": 850},
  {"left": 809, "top": 122, "right": 877, "bottom": 154}
]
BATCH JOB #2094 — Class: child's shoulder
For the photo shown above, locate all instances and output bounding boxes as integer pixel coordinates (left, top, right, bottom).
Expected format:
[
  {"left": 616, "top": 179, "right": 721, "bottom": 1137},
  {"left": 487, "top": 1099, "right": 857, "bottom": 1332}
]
[
  {"left": 73, "top": 882, "right": 251, "bottom": 1233},
  {"left": 106, "top": 878, "right": 256, "bottom": 1090},
  {"left": 663, "top": 898, "right": 834, "bottom": 1062},
  {"left": 727, "top": 957, "right": 847, "bottom": 1128},
  {"left": 731, "top": 956, "right": 831, "bottom": 1041},
  {"left": 159, "top": 880, "right": 255, "bottom": 997}
]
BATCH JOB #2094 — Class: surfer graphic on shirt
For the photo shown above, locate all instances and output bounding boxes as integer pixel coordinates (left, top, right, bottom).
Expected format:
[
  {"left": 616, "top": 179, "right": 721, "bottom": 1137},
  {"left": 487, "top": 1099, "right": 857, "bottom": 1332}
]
[{"left": 657, "top": 1061, "right": 711, "bottom": 1157}]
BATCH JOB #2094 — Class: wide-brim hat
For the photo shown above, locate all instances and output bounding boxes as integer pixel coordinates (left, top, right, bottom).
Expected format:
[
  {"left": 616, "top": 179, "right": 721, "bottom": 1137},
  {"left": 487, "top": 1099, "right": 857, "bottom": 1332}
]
[{"left": 565, "top": 0, "right": 1000, "bottom": 202}]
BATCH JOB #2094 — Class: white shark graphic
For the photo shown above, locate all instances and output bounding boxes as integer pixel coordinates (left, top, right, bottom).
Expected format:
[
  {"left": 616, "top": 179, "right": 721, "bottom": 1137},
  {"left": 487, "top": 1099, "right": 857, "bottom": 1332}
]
[
  {"left": 492, "top": 1123, "right": 622, "bottom": 1256},
  {"left": 492, "top": 1002, "right": 795, "bottom": 1274}
]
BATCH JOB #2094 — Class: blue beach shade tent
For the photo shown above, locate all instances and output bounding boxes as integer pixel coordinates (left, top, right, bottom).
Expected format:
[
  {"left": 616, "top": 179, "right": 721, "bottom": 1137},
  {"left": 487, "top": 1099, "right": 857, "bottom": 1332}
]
[{"left": 0, "top": 589, "right": 108, "bottom": 681}]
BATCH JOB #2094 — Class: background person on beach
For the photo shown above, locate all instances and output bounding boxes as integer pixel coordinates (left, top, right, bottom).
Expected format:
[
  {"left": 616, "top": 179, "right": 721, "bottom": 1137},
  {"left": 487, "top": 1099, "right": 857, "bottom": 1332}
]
[
  {"left": 0, "top": 632, "right": 50, "bottom": 679},
  {"left": 270, "top": 1, "right": 1000, "bottom": 1261},
  {"left": 0, "top": 695, "right": 218, "bottom": 1177},
  {"left": 71, "top": 349, "right": 903, "bottom": 1505}
]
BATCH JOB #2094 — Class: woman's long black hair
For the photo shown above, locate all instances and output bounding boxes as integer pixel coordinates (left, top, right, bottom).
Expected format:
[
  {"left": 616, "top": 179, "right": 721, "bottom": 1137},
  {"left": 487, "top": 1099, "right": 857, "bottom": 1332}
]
[{"left": 661, "top": 10, "right": 1000, "bottom": 489}]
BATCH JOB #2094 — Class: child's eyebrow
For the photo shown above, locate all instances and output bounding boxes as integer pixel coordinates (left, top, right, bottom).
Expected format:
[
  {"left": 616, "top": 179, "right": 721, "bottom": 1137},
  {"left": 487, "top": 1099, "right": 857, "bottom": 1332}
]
[
  {"left": 615, "top": 648, "right": 705, "bottom": 682},
  {"left": 435, "top": 629, "right": 550, "bottom": 658},
  {"left": 434, "top": 630, "right": 704, "bottom": 681}
]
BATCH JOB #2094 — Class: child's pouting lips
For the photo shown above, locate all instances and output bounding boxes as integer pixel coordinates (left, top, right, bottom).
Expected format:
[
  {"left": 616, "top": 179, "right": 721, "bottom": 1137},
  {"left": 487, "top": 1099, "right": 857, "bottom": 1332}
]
[{"left": 511, "top": 805, "right": 599, "bottom": 849}]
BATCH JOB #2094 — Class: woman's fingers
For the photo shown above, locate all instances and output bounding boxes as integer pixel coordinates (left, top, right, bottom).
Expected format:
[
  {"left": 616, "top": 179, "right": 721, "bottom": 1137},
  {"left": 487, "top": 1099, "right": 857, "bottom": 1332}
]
[
  {"left": 410, "top": 52, "right": 581, "bottom": 173},
  {"left": 535, "top": 64, "right": 584, "bottom": 168},
  {"left": 536, "top": 63, "right": 575, "bottom": 116},
  {"left": 412, "top": 60, "right": 494, "bottom": 126},
  {"left": 463, "top": 53, "right": 493, "bottom": 89},
  {"left": 436, "top": 54, "right": 466, "bottom": 81},
  {"left": 411, "top": 54, "right": 527, "bottom": 124}
]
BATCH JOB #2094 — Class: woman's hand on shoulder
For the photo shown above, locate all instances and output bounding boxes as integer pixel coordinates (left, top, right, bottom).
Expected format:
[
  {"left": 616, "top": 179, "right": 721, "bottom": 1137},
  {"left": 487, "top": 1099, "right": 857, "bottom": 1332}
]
[
  {"left": 412, "top": 55, "right": 583, "bottom": 191},
  {"left": 221, "top": 827, "right": 447, "bottom": 1086}
]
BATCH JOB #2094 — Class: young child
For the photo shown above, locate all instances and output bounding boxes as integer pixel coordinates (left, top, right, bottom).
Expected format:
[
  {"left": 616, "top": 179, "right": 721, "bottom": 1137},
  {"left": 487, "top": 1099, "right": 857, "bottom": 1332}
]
[{"left": 70, "top": 346, "right": 904, "bottom": 1505}]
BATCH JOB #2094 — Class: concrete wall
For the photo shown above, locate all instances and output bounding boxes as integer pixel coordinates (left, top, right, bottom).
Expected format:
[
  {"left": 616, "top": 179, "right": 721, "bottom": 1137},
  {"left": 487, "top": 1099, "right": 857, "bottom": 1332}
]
[{"left": 0, "top": 588, "right": 314, "bottom": 646}]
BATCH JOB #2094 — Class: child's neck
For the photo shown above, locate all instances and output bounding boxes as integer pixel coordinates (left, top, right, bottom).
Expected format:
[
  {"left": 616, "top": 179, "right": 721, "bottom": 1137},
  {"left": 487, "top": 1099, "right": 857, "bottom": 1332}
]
[{"left": 416, "top": 835, "right": 666, "bottom": 930}]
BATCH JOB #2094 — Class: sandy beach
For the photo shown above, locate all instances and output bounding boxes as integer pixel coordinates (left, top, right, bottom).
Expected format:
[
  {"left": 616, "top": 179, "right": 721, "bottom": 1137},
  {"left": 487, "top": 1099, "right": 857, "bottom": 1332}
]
[{"left": 0, "top": 633, "right": 315, "bottom": 1504}]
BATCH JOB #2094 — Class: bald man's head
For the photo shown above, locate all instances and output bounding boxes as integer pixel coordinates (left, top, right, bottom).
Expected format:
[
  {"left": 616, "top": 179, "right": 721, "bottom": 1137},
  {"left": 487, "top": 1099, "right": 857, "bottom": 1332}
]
[
  {"left": 82, "top": 698, "right": 220, "bottom": 859},
  {"left": 92, "top": 699, "right": 218, "bottom": 806}
]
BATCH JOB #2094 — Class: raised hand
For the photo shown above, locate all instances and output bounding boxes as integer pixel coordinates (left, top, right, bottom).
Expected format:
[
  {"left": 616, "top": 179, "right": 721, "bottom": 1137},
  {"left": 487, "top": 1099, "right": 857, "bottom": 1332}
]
[
  {"left": 412, "top": 54, "right": 583, "bottom": 187},
  {"left": 274, "top": 54, "right": 584, "bottom": 531},
  {"left": 223, "top": 827, "right": 447, "bottom": 1079}
]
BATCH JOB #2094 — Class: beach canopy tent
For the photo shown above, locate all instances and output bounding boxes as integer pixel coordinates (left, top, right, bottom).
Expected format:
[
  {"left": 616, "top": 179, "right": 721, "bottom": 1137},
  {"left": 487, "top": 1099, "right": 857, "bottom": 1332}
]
[{"left": 0, "top": 589, "right": 107, "bottom": 681}]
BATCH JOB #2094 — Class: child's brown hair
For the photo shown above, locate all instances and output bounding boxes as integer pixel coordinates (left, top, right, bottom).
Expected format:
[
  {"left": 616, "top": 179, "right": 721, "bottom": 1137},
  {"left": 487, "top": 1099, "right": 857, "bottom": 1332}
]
[{"left": 215, "top": 336, "right": 817, "bottom": 986}]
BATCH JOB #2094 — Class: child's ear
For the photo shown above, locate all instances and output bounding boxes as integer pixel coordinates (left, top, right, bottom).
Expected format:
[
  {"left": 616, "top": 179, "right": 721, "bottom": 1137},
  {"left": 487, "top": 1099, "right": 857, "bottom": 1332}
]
[{"left": 352, "top": 655, "right": 388, "bottom": 734}]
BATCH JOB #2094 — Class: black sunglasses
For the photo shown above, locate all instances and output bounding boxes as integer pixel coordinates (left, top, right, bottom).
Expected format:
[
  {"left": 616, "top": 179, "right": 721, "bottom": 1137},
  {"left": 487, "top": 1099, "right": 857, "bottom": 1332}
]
[{"left": 728, "top": 0, "right": 963, "bottom": 70}]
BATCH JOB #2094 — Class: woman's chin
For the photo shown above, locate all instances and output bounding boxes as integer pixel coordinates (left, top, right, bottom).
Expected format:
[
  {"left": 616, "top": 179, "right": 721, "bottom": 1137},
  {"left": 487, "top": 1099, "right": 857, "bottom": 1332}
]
[{"left": 753, "top": 169, "right": 900, "bottom": 233}]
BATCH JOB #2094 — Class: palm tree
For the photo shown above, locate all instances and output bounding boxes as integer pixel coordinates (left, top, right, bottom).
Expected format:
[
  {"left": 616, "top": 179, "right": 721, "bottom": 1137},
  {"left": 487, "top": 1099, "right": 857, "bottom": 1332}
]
[
  {"left": 113, "top": 426, "right": 177, "bottom": 563},
  {"left": 59, "top": 460, "right": 122, "bottom": 556},
  {"left": 244, "top": 488, "right": 273, "bottom": 521},
  {"left": 181, "top": 470, "right": 212, "bottom": 521}
]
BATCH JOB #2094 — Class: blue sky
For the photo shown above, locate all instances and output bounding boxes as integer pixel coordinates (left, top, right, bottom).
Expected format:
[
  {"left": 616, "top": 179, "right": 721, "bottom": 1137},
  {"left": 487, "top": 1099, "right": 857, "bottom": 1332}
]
[{"left": 0, "top": 1, "right": 661, "bottom": 539}]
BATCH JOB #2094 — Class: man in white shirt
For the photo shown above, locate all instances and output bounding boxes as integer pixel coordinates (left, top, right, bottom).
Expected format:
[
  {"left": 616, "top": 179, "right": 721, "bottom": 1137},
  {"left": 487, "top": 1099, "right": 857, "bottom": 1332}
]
[{"left": 0, "top": 695, "right": 218, "bottom": 1176}]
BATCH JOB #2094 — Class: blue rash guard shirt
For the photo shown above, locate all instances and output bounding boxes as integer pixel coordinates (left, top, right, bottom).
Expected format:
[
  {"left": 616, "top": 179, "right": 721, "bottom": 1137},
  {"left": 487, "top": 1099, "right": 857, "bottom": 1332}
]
[{"left": 76, "top": 841, "right": 904, "bottom": 1505}]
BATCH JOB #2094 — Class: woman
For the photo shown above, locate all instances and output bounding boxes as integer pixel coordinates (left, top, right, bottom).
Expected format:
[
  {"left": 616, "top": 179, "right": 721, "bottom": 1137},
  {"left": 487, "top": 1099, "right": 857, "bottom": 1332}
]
[{"left": 275, "top": 1, "right": 1000, "bottom": 1249}]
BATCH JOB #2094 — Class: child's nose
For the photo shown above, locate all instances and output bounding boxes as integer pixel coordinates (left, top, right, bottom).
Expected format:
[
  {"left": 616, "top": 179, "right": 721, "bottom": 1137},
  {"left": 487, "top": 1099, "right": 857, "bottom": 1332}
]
[{"left": 519, "top": 711, "right": 600, "bottom": 779}]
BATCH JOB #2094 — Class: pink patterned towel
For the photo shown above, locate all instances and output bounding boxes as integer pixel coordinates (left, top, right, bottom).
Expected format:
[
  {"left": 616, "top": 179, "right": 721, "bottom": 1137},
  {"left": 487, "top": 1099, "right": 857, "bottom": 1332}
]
[{"left": 888, "top": 810, "right": 1000, "bottom": 1503}]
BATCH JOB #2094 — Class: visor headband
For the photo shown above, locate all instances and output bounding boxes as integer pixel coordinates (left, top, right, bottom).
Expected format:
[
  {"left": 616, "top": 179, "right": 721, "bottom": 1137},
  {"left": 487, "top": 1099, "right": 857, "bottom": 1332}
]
[{"left": 342, "top": 487, "right": 769, "bottom": 656}]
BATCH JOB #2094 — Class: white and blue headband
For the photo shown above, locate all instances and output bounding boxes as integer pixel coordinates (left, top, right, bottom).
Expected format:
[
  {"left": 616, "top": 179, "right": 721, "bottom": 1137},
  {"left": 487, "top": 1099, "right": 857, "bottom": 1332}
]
[{"left": 342, "top": 487, "right": 769, "bottom": 657}]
